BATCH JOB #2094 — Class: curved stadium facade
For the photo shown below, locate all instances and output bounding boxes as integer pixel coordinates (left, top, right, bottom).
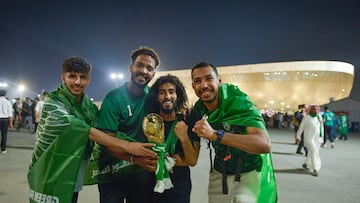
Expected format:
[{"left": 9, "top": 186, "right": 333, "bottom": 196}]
[{"left": 152, "top": 60, "right": 354, "bottom": 113}]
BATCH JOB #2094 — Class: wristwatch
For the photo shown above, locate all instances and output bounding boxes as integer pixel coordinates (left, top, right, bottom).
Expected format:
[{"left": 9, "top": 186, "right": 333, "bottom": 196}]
[{"left": 216, "top": 130, "right": 225, "bottom": 143}]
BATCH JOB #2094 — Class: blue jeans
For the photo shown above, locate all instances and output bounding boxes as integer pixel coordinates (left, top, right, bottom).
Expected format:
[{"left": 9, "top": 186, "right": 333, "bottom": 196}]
[
  {"left": 98, "top": 170, "right": 155, "bottom": 203},
  {"left": 324, "top": 126, "right": 334, "bottom": 143}
]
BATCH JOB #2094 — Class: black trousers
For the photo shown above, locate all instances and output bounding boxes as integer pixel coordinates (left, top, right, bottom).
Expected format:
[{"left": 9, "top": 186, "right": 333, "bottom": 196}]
[{"left": 0, "top": 118, "right": 9, "bottom": 151}]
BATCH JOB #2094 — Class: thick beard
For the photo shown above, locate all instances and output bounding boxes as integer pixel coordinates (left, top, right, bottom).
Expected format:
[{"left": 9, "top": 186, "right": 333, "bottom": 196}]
[{"left": 160, "top": 101, "right": 178, "bottom": 115}]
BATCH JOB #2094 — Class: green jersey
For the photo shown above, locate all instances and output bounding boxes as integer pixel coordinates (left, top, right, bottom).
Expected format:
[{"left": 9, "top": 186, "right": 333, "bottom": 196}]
[
  {"left": 84, "top": 83, "right": 149, "bottom": 184},
  {"left": 339, "top": 113, "right": 349, "bottom": 135},
  {"left": 322, "top": 110, "right": 336, "bottom": 126},
  {"left": 97, "top": 83, "right": 149, "bottom": 142}
]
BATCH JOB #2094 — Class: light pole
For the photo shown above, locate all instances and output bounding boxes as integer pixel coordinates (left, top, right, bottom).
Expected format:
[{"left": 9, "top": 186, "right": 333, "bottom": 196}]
[
  {"left": 0, "top": 82, "right": 8, "bottom": 88},
  {"left": 110, "top": 73, "right": 124, "bottom": 87},
  {"left": 18, "top": 84, "right": 25, "bottom": 99}
]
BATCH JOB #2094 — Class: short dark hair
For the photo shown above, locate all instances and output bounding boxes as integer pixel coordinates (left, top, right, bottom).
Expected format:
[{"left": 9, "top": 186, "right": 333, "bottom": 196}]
[
  {"left": 130, "top": 46, "right": 160, "bottom": 68},
  {"left": 191, "top": 61, "right": 218, "bottom": 79},
  {"left": 0, "top": 89, "right": 6, "bottom": 96},
  {"left": 146, "top": 74, "right": 188, "bottom": 113},
  {"left": 62, "top": 56, "right": 92, "bottom": 73}
]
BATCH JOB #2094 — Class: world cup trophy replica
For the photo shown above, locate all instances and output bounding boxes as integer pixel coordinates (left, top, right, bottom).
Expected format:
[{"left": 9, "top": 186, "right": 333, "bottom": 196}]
[{"left": 143, "top": 113, "right": 175, "bottom": 193}]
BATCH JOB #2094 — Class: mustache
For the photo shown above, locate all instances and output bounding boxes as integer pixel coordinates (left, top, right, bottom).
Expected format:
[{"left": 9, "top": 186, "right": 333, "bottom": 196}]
[{"left": 162, "top": 99, "right": 172, "bottom": 104}]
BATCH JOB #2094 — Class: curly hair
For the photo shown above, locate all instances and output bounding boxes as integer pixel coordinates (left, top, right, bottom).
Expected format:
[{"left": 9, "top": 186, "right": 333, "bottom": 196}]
[
  {"left": 130, "top": 46, "right": 160, "bottom": 68},
  {"left": 62, "top": 56, "right": 92, "bottom": 73},
  {"left": 145, "top": 74, "right": 188, "bottom": 114}
]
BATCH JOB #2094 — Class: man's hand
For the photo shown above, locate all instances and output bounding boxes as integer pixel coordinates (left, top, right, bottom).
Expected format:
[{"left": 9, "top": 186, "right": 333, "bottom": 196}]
[
  {"left": 126, "top": 142, "right": 157, "bottom": 157},
  {"left": 192, "top": 118, "right": 216, "bottom": 140},
  {"left": 174, "top": 121, "right": 188, "bottom": 142},
  {"left": 133, "top": 156, "right": 158, "bottom": 172}
]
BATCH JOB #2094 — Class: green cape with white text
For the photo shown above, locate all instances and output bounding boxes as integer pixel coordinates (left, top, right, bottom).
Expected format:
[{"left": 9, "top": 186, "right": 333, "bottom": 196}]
[{"left": 27, "top": 84, "right": 98, "bottom": 203}]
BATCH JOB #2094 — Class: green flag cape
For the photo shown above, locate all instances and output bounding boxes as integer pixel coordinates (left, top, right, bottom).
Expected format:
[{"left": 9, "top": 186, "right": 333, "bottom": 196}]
[
  {"left": 192, "top": 83, "right": 278, "bottom": 203},
  {"left": 27, "top": 84, "right": 98, "bottom": 203}
]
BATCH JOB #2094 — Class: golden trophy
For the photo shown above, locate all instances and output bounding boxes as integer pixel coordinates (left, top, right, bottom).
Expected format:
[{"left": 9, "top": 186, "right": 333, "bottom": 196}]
[
  {"left": 142, "top": 113, "right": 165, "bottom": 144},
  {"left": 142, "top": 113, "right": 174, "bottom": 193}
]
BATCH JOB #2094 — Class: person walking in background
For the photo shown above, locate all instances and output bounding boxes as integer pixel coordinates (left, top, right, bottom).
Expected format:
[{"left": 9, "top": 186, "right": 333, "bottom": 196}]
[
  {"left": 190, "top": 62, "right": 277, "bottom": 203},
  {"left": 30, "top": 97, "right": 38, "bottom": 133},
  {"left": 338, "top": 111, "right": 350, "bottom": 140},
  {"left": 296, "top": 105, "right": 323, "bottom": 176},
  {"left": 295, "top": 105, "right": 308, "bottom": 155},
  {"left": 0, "top": 89, "right": 13, "bottom": 154},
  {"left": 27, "top": 56, "right": 155, "bottom": 203},
  {"left": 33, "top": 91, "right": 48, "bottom": 133},
  {"left": 322, "top": 106, "right": 336, "bottom": 148},
  {"left": 331, "top": 114, "right": 338, "bottom": 140},
  {"left": 145, "top": 74, "right": 200, "bottom": 203},
  {"left": 17, "top": 97, "right": 32, "bottom": 132},
  {"left": 12, "top": 98, "right": 20, "bottom": 126}
]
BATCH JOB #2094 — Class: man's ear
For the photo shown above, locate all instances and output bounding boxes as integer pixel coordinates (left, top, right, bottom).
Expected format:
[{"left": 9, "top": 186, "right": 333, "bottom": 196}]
[{"left": 61, "top": 73, "right": 65, "bottom": 83}]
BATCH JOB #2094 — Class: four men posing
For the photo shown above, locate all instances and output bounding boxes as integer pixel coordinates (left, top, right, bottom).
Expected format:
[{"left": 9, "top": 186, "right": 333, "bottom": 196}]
[{"left": 27, "top": 46, "right": 277, "bottom": 203}]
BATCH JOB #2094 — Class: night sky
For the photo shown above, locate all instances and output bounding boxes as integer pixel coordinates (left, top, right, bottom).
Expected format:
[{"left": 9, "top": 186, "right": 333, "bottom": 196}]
[{"left": 1, "top": 0, "right": 359, "bottom": 101}]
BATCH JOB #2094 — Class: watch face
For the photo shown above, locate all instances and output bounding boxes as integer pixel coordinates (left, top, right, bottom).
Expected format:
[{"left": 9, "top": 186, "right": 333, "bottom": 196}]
[{"left": 216, "top": 129, "right": 225, "bottom": 143}]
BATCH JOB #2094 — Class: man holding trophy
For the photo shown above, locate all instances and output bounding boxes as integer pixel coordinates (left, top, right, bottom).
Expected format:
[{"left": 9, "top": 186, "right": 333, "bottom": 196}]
[{"left": 94, "top": 46, "right": 160, "bottom": 203}]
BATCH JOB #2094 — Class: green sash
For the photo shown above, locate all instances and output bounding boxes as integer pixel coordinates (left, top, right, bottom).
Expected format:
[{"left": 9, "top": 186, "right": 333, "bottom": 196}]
[
  {"left": 192, "top": 83, "right": 277, "bottom": 203},
  {"left": 27, "top": 84, "right": 98, "bottom": 203}
]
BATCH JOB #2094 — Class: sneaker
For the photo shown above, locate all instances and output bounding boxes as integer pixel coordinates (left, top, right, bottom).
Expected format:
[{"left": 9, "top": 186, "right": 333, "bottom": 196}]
[
  {"left": 296, "top": 151, "right": 303, "bottom": 155},
  {"left": 331, "top": 143, "right": 335, "bottom": 148},
  {"left": 321, "top": 143, "right": 326, "bottom": 148},
  {"left": 312, "top": 170, "right": 318, "bottom": 176},
  {"left": 1, "top": 150, "right": 7, "bottom": 154}
]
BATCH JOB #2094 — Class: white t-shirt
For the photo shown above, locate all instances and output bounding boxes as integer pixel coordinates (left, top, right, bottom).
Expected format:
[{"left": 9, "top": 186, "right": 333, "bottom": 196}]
[
  {"left": 0, "top": 96, "right": 13, "bottom": 118},
  {"left": 35, "top": 100, "right": 44, "bottom": 120}
]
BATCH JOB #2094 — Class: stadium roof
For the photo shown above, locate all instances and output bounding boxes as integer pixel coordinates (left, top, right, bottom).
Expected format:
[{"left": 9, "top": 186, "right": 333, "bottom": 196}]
[{"left": 153, "top": 61, "right": 354, "bottom": 113}]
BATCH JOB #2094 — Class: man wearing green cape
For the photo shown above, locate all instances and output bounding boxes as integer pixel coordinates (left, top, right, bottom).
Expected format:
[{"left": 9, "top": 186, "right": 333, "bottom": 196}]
[
  {"left": 27, "top": 56, "right": 155, "bottom": 203},
  {"left": 190, "top": 62, "right": 277, "bottom": 203}
]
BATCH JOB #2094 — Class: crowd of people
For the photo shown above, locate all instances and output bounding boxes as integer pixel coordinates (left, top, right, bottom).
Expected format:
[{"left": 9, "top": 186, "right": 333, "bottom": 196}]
[{"left": 0, "top": 46, "right": 352, "bottom": 203}]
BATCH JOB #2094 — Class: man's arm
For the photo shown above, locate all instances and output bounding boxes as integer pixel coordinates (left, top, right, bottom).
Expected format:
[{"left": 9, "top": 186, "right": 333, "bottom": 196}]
[
  {"left": 88, "top": 128, "right": 158, "bottom": 172},
  {"left": 193, "top": 119, "right": 270, "bottom": 154},
  {"left": 88, "top": 128, "right": 157, "bottom": 158},
  {"left": 173, "top": 121, "right": 200, "bottom": 166},
  {"left": 8, "top": 117, "right": 13, "bottom": 128}
]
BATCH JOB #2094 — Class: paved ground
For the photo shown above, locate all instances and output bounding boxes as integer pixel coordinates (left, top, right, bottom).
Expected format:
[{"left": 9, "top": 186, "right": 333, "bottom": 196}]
[{"left": 1, "top": 128, "right": 360, "bottom": 203}]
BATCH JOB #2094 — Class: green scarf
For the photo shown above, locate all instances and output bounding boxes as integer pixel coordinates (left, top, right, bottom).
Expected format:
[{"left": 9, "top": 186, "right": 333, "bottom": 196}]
[
  {"left": 192, "top": 83, "right": 277, "bottom": 203},
  {"left": 151, "top": 119, "right": 178, "bottom": 193},
  {"left": 27, "top": 84, "right": 98, "bottom": 203}
]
